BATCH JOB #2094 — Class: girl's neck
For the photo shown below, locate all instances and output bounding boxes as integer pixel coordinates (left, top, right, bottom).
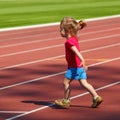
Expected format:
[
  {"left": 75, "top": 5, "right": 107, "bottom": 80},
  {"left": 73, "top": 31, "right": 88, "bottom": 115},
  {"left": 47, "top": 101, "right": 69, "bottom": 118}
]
[
  {"left": 67, "top": 34, "right": 77, "bottom": 39},
  {"left": 67, "top": 34, "right": 72, "bottom": 38}
]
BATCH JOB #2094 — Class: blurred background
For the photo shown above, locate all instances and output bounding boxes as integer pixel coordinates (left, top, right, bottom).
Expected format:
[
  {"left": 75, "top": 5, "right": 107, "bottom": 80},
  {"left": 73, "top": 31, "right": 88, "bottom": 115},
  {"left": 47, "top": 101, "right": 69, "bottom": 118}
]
[{"left": 0, "top": 0, "right": 120, "bottom": 28}]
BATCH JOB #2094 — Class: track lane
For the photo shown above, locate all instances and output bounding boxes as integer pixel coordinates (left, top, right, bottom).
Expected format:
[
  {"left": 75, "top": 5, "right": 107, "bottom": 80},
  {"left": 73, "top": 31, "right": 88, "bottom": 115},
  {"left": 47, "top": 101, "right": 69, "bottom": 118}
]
[
  {"left": 0, "top": 43, "right": 119, "bottom": 88},
  {"left": 0, "top": 34, "right": 119, "bottom": 68}
]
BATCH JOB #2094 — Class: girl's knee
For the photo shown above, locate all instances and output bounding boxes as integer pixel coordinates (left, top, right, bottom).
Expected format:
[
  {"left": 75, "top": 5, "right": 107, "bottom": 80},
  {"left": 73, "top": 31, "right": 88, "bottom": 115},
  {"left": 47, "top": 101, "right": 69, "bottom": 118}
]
[
  {"left": 63, "top": 78, "right": 71, "bottom": 88},
  {"left": 63, "top": 81, "right": 69, "bottom": 87}
]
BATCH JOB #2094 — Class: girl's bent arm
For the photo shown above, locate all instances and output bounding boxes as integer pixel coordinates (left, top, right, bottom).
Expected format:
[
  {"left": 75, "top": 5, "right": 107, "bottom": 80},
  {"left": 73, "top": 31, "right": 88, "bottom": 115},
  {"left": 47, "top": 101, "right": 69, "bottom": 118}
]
[{"left": 71, "top": 46, "right": 88, "bottom": 70}]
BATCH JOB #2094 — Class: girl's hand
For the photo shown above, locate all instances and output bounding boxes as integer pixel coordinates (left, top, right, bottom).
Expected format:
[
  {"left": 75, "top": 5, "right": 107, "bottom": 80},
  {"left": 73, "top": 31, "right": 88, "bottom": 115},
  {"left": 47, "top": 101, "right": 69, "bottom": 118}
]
[
  {"left": 83, "top": 64, "right": 88, "bottom": 71},
  {"left": 81, "top": 61, "right": 88, "bottom": 71}
]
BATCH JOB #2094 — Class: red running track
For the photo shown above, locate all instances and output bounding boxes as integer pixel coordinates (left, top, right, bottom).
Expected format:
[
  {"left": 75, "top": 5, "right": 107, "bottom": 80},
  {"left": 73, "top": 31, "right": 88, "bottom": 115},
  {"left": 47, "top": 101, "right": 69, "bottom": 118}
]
[{"left": 0, "top": 17, "right": 120, "bottom": 120}]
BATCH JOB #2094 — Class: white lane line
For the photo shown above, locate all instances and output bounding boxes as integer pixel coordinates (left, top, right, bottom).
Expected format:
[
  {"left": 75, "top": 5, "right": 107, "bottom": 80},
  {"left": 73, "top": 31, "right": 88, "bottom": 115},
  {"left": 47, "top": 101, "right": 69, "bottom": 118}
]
[
  {"left": 0, "top": 57, "right": 119, "bottom": 91},
  {"left": 0, "top": 27, "right": 119, "bottom": 49},
  {"left": 0, "top": 37, "right": 60, "bottom": 49},
  {"left": 0, "top": 14, "right": 120, "bottom": 32},
  {"left": 0, "top": 34, "right": 119, "bottom": 58},
  {"left": 0, "top": 44, "right": 63, "bottom": 57},
  {"left": 88, "top": 57, "right": 120, "bottom": 67},
  {"left": 0, "top": 55, "right": 64, "bottom": 70},
  {"left": 0, "top": 32, "right": 58, "bottom": 43},
  {"left": 80, "top": 34, "right": 120, "bottom": 43},
  {"left": 81, "top": 43, "right": 120, "bottom": 53},
  {"left": 0, "top": 71, "right": 66, "bottom": 90},
  {"left": 6, "top": 81, "right": 120, "bottom": 120},
  {"left": 0, "top": 111, "right": 27, "bottom": 114},
  {"left": 0, "top": 42, "right": 119, "bottom": 70}
]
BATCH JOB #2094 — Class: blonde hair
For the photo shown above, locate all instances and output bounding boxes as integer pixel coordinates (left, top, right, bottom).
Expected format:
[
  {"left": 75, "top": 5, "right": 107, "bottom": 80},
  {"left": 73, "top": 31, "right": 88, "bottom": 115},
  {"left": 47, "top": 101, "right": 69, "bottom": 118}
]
[{"left": 60, "top": 17, "right": 86, "bottom": 37}]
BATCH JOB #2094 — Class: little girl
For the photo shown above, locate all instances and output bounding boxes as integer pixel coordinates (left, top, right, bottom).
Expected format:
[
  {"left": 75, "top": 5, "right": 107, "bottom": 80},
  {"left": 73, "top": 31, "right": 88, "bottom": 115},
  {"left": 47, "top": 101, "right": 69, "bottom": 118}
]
[{"left": 55, "top": 17, "right": 103, "bottom": 108}]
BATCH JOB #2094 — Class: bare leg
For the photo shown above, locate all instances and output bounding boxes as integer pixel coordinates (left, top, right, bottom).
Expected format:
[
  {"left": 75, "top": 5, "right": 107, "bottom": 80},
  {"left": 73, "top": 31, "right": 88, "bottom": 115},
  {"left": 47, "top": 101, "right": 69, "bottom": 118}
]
[
  {"left": 79, "top": 79, "right": 98, "bottom": 98},
  {"left": 63, "top": 78, "right": 72, "bottom": 99},
  {"left": 79, "top": 79, "right": 103, "bottom": 108}
]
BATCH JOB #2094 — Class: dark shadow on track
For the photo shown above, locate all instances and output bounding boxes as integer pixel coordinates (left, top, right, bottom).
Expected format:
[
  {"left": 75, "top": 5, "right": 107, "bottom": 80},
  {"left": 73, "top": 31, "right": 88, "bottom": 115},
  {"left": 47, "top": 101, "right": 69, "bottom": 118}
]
[{"left": 22, "top": 100, "right": 90, "bottom": 109}]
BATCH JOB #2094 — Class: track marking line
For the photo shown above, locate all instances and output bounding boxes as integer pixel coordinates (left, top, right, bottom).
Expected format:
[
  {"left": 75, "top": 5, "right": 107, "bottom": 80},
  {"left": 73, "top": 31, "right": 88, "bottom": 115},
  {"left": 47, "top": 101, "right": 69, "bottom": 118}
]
[
  {"left": 0, "top": 55, "right": 64, "bottom": 70},
  {"left": 81, "top": 43, "right": 120, "bottom": 53},
  {"left": 0, "top": 57, "right": 119, "bottom": 91},
  {"left": 6, "top": 81, "right": 120, "bottom": 120},
  {"left": 0, "top": 111, "right": 27, "bottom": 114},
  {"left": 0, "top": 44, "right": 63, "bottom": 57},
  {"left": 0, "top": 37, "right": 60, "bottom": 48},
  {"left": 80, "top": 34, "right": 120, "bottom": 43}
]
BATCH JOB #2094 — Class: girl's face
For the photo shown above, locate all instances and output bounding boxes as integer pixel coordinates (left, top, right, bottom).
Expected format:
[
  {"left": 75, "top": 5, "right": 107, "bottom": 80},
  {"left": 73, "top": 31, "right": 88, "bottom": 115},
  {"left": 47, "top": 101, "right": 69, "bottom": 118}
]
[{"left": 60, "top": 29, "right": 66, "bottom": 37}]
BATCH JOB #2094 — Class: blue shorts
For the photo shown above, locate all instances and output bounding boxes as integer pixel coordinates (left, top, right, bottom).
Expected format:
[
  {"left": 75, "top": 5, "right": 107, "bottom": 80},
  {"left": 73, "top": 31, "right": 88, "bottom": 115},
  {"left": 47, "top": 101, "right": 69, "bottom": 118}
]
[{"left": 65, "top": 67, "right": 87, "bottom": 80}]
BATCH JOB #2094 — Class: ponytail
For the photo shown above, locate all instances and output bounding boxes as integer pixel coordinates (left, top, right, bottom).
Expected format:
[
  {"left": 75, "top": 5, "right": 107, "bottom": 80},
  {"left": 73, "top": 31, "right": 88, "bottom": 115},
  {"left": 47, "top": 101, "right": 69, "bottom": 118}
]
[{"left": 78, "top": 20, "right": 87, "bottom": 30}]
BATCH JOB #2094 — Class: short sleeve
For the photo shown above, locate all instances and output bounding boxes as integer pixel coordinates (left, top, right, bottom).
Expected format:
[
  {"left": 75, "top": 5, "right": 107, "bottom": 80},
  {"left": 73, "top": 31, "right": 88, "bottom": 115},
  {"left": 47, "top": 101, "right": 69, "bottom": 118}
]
[{"left": 66, "top": 37, "right": 76, "bottom": 48}]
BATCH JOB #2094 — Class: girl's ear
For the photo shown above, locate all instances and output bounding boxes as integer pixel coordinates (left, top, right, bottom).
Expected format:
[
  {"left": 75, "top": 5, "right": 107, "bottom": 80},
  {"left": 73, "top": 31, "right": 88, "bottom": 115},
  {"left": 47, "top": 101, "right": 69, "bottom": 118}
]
[{"left": 78, "top": 20, "right": 87, "bottom": 30}]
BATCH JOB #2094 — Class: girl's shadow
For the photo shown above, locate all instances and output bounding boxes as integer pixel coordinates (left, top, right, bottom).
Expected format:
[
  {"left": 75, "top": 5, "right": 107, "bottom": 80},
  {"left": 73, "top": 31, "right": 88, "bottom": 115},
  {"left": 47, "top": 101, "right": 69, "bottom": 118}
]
[
  {"left": 22, "top": 100, "right": 66, "bottom": 109},
  {"left": 22, "top": 100, "right": 90, "bottom": 109}
]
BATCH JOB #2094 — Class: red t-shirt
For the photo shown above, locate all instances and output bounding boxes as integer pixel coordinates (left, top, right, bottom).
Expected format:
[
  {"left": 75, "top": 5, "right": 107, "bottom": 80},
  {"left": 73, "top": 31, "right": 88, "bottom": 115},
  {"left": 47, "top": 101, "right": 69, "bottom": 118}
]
[{"left": 65, "top": 36, "right": 82, "bottom": 68}]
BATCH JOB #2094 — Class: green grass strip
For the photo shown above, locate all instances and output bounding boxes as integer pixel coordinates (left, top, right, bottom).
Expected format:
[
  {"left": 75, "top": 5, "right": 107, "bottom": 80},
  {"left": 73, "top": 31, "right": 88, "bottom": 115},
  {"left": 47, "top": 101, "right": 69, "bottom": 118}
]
[{"left": 0, "top": 0, "right": 120, "bottom": 28}]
